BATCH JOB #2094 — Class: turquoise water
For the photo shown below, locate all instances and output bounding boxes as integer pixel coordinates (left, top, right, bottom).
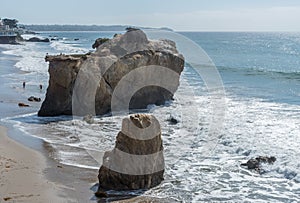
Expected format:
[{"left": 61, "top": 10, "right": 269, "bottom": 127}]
[
  {"left": 1, "top": 31, "right": 300, "bottom": 202},
  {"left": 181, "top": 32, "right": 300, "bottom": 105}
]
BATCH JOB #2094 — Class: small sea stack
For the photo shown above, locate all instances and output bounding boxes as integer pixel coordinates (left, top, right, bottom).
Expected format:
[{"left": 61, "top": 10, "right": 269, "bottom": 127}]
[{"left": 96, "top": 114, "right": 164, "bottom": 197}]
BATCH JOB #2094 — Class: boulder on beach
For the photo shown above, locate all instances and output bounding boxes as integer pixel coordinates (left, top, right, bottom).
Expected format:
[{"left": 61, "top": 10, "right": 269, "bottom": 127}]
[
  {"left": 38, "top": 29, "right": 184, "bottom": 117},
  {"left": 28, "top": 96, "right": 41, "bottom": 102},
  {"left": 96, "top": 114, "right": 164, "bottom": 196},
  {"left": 18, "top": 102, "right": 30, "bottom": 107}
]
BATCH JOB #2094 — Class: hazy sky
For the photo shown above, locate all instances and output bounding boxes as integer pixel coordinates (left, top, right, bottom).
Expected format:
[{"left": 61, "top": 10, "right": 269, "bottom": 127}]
[{"left": 1, "top": 0, "right": 300, "bottom": 31}]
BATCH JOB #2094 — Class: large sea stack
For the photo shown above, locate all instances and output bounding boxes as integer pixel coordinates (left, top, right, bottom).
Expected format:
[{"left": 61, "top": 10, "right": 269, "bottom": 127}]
[
  {"left": 96, "top": 114, "right": 164, "bottom": 196},
  {"left": 38, "top": 29, "right": 184, "bottom": 116}
]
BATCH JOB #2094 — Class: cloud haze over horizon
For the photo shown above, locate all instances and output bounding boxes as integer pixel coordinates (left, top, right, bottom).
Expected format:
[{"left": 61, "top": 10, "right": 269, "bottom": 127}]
[{"left": 1, "top": 0, "right": 300, "bottom": 31}]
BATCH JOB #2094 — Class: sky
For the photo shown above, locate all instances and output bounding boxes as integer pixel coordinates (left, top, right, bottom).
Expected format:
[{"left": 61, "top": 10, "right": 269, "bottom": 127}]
[{"left": 1, "top": 0, "right": 300, "bottom": 31}]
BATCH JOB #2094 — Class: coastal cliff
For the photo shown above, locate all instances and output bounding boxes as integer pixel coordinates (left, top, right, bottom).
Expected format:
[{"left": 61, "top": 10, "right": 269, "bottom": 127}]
[{"left": 38, "top": 29, "right": 184, "bottom": 116}]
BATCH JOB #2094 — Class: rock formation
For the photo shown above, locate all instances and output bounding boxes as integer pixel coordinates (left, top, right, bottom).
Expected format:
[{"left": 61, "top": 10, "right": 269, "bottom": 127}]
[
  {"left": 96, "top": 114, "right": 164, "bottom": 197},
  {"left": 28, "top": 96, "right": 41, "bottom": 102},
  {"left": 38, "top": 54, "right": 85, "bottom": 116},
  {"left": 38, "top": 29, "right": 184, "bottom": 117},
  {"left": 26, "top": 37, "right": 50, "bottom": 42},
  {"left": 0, "top": 36, "right": 17, "bottom": 44},
  {"left": 92, "top": 38, "right": 109, "bottom": 49},
  {"left": 18, "top": 102, "right": 30, "bottom": 107},
  {"left": 241, "top": 156, "right": 276, "bottom": 174},
  {"left": 167, "top": 113, "right": 180, "bottom": 124}
]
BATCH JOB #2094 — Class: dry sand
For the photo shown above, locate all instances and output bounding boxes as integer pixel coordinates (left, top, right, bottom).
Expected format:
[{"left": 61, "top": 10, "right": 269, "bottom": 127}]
[{"left": 0, "top": 126, "right": 65, "bottom": 203}]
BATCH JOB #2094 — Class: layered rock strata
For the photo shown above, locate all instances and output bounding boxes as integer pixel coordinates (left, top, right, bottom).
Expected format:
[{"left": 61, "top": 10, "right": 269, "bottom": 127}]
[
  {"left": 38, "top": 29, "right": 184, "bottom": 116},
  {"left": 96, "top": 114, "right": 164, "bottom": 195}
]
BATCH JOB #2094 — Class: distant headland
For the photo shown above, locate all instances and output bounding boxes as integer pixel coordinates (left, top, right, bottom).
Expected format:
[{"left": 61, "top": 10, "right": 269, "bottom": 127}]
[
  {"left": 0, "top": 17, "right": 173, "bottom": 44},
  {"left": 22, "top": 24, "right": 173, "bottom": 32},
  {"left": 1, "top": 17, "right": 173, "bottom": 32}
]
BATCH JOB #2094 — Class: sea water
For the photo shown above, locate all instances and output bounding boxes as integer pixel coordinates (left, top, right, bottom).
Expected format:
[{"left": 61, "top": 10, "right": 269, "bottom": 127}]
[{"left": 0, "top": 31, "right": 300, "bottom": 202}]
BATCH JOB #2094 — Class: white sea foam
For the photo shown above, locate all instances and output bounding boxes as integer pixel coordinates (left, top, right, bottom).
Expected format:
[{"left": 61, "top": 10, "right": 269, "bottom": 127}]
[
  {"left": 50, "top": 41, "right": 88, "bottom": 54},
  {"left": 3, "top": 67, "right": 300, "bottom": 201},
  {"left": 1, "top": 43, "right": 48, "bottom": 73},
  {"left": 21, "top": 34, "right": 42, "bottom": 40},
  {"left": 1, "top": 35, "right": 88, "bottom": 74}
]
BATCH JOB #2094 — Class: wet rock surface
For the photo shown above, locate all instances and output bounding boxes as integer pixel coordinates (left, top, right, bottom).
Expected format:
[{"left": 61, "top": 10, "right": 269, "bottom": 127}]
[
  {"left": 241, "top": 156, "right": 276, "bottom": 174},
  {"left": 96, "top": 114, "right": 164, "bottom": 195}
]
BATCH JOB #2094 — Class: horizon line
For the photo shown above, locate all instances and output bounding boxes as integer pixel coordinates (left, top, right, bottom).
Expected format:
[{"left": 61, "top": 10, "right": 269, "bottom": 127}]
[{"left": 21, "top": 24, "right": 300, "bottom": 33}]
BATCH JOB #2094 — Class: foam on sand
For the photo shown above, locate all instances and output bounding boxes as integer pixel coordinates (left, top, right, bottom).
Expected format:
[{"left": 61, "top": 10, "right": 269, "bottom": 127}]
[{"left": 0, "top": 126, "right": 65, "bottom": 202}]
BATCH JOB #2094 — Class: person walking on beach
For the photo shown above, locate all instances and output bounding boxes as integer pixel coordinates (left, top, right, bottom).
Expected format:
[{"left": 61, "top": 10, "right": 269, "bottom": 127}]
[
  {"left": 23, "top": 81, "right": 26, "bottom": 88},
  {"left": 39, "top": 84, "right": 43, "bottom": 90}
]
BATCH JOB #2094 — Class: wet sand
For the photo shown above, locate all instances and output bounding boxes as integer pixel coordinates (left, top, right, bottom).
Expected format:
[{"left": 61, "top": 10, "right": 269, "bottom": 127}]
[
  {"left": 0, "top": 46, "right": 174, "bottom": 203},
  {"left": 0, "top": 126, "right": 66, "bottom": 202},
  {"left": 0, "top": 46, "right": 98, "bottom": 202}
]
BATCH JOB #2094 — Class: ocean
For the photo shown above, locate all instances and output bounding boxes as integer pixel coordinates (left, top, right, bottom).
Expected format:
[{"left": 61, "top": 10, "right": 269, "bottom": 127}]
[{"left": 0, "top": 31, "right": 299, "bottom": 202}]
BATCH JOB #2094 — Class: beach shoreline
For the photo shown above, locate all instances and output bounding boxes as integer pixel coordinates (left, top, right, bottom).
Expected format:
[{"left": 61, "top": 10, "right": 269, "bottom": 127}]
[
  {"left": 0, "top": 45, "right": 99, "bottom": 202},
  {"left": 0, "top": 46, "right": 68, "bottom": 202},
  {"left": 0, "top": 125, "right": 65, "bottom": 202}
]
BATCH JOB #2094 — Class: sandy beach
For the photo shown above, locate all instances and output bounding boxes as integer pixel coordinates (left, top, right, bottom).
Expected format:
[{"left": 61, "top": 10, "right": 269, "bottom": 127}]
[
  {"left": 0, "top": 126, "right": 64, "bottom": 202},
  {"left": 0, "top": 46, "right": 99, "bottom": 202},
  {"left": 0, "top": 47, "right": 65, "bottom": 202}
]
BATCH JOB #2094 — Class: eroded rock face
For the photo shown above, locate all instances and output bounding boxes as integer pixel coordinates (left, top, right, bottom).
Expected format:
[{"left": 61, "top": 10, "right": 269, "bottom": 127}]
[
  {"left": 96, "top": 114, "right": 164, "bottom": 194},
  {"left": 38, "top": 29, "right": 184, "bottom": 116},
  {"left": 38, "top": 55, "right": 84, "bottom": 116}
]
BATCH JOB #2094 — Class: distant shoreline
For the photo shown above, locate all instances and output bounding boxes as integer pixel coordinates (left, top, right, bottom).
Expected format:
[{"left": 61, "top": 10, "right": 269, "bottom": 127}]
[{"left": 22, "top": 24, "right": 173, "bottom": 32}]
